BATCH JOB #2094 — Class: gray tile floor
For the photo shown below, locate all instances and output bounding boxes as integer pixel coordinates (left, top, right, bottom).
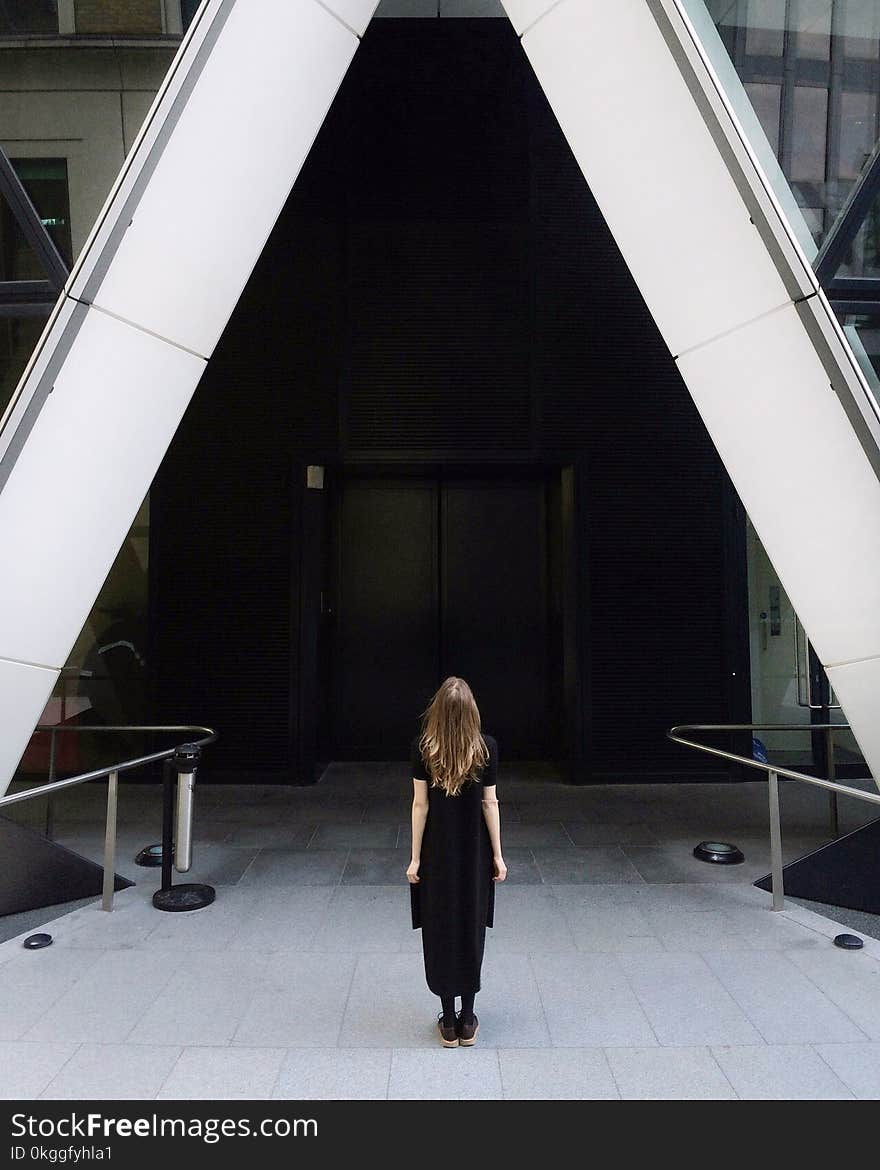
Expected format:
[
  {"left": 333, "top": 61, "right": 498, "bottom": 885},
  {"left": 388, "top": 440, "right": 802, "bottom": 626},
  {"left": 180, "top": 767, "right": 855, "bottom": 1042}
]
[{"left": 2, "top": 762, "right": 880, "bottom": 1099}]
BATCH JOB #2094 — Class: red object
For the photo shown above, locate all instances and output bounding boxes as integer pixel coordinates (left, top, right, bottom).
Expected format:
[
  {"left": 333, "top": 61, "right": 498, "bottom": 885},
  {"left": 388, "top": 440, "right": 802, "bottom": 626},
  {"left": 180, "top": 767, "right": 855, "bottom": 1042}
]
[{"left": 18, "top": 696, "right": 91, "bottom": 776}]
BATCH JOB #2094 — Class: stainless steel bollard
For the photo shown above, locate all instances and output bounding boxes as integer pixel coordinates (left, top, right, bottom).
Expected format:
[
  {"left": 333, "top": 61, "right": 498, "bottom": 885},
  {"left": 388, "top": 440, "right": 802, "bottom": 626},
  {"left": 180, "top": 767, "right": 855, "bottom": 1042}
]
[
  {"left": 152, "top": 745, "right": 214, "bottom": 914},
  {"left": 173, "top": 743, "right": 201, "bottom": 874}
]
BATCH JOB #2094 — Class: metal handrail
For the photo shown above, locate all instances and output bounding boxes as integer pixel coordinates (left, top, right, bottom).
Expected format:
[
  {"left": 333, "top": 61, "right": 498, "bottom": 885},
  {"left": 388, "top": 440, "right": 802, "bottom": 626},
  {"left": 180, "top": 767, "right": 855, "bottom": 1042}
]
[
  {"left": 3, "top": 724, "right": 216, "bottom": 806},
  {"left": 667, "top": 721, "right": 880, "bottom": 912},
  {"left": 1, "top": 723, "right": 217, "bottom": 912}
]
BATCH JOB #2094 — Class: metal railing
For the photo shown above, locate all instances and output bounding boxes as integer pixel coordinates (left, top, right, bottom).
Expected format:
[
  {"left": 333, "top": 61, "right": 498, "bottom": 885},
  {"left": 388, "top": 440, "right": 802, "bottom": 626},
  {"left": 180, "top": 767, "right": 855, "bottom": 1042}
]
[
  {"left": 667, "top": 721, "right": 880, "bottom": 911},
  {"left": 0, "top": 724, "right": 216, "bottom": 912},
  {"left": 18, "top": 666, "right": 126, "bottom": 840}
]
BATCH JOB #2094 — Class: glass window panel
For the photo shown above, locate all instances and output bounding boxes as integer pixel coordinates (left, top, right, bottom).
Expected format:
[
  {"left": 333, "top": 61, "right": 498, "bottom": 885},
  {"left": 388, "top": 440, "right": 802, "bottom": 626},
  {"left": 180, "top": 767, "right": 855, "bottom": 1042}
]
[
  {"left": 836, "top": 192, "right": 880, "bottom": 277},
  {"left": 705, "top": 0, "right": 738, "bottom": 22},
  {"left": 843, "top": 312, "right": 880, "bottom": 382},
  {"left": 698, "top": 1, "right": 880, "bottom": 258},
  {"left": 0, "top": 197, "right": 43, "bottom": 284},
  {"left": 181, "top": 0, "right": 200, "bottom": 30},
  {"left": 685, "top": 0, "right": 818, "bottom": 255},
  {"left": 791, "top": 85, "right": 829, "bottom": 182},
  {"left": 745, "top": 81, "right": 783, "bottom": 153},
  {"left": 746, "top": 521, "right": 858, "bottom": 767},
  {"left": 746, "top": 519, "right": 813, "bottom": 765},
  {"left": 15, "top": 498, "right": 152, "bottom": 780},
  {"left": 745, "top": 0, "right": 786, "bottom": 56},
  {"left": 0, "top": 316, "right": 44, "bottom": 419},
  {"left": 840, "top": 0, "right": 880, "bottom": 62},
  {"left": 0, "top": 0, "right": 58, "bottom": 34},
  {"left": 74, "top": 0, "right": 162, "bottom": 36},
  {"left": 9, "top": 158, "right": 72, "bottom": 268},
  {"left": 62, "top": 495, "right": 151, "bottom": 729}
]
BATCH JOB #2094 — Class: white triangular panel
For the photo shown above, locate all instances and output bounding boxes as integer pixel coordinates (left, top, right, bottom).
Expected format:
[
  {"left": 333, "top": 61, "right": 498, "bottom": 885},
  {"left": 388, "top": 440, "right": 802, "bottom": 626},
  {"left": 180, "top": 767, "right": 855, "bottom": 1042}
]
[{"left": 508, "top": 0, "right": 880, "bottom": 781}]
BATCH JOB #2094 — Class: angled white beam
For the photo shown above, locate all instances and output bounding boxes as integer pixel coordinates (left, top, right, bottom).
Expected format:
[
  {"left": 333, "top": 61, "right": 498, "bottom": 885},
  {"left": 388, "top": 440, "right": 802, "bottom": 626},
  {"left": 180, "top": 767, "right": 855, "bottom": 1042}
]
[
  {"left": 506, "top": 0, "right": 880, "bottom": 782},
  {"left": 0, "top": 0, "right": 377, "bottom": 790}
]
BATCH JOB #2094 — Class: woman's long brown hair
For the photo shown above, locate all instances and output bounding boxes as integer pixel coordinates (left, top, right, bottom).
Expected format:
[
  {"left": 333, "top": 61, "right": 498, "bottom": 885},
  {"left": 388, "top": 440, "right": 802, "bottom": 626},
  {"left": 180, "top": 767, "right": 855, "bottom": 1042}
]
[{"left": 418, "top": 677, "right": 489, "bottom": 797}]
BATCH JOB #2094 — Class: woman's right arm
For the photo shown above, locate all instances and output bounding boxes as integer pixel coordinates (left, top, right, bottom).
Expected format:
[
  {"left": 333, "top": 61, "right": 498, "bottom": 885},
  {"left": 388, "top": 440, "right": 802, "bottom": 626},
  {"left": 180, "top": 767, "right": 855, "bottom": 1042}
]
[
  {"left": 406, "top": 779, "right": 429, "bottom": 883},
  {"left": 481, "top": 785, "right": 507, "bottom": 882}
]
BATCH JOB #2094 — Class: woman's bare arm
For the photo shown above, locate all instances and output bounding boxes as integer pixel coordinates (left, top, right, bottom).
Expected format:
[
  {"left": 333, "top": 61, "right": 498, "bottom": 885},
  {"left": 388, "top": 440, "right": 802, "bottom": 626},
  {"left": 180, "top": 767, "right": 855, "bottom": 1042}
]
[
  {"left": 406, "top": 779, "right": 429, "bottom": 883},
  {"left": 481, "top": 784, "right": 507, "bottom": 881}
]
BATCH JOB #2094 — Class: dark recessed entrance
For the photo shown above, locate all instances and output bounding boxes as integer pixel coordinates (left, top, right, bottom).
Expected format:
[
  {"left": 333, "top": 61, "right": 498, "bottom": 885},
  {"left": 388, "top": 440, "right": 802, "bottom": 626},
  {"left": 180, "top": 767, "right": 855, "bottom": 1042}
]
[
  {"left": 151, "top": 19, "right": 747, "bottom": 784},
  {"left": 313, "top": 466, "right": 575, "bottom": 765}
]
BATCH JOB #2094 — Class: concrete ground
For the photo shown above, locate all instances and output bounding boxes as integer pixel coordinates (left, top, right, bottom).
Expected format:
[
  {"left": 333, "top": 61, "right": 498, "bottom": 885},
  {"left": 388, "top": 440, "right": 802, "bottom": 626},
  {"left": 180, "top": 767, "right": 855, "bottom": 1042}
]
[{"left": 2, "top": 763, "right": 880, "bottom": 1100}]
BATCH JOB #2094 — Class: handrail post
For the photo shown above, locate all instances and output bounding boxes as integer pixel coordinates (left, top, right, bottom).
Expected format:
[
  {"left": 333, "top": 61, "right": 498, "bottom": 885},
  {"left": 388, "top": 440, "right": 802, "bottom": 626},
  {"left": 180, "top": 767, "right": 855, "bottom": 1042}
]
[
  {"left": 45, "top": 727, "right": 57, "bottom": 840},
  {"left": 101, "top": 769, "right": 119, "bottom": 912},
  {"left": 826, "top": 725, "right": 839, "bottom": 838},
  {"left": 159, "top": 758, "right": 174, "bottom": 894},
  {"left": 768, "top": 768, "right": 784, "bottom": 911}
]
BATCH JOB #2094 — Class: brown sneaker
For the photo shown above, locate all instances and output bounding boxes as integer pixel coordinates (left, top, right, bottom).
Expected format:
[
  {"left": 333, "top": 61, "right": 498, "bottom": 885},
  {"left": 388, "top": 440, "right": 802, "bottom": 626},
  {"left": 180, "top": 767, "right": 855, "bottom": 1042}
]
[
  {"left": 457, "top": 1013, "right": 479, "bottom": 1046},
  {"left": 437, "top": 1015, "right": 459, "bottom": 1047}
]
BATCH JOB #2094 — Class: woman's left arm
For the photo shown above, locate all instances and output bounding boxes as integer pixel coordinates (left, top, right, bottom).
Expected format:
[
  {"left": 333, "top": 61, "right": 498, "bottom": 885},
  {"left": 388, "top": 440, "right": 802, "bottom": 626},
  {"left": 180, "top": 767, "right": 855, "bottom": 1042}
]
[
  {"left": 407, "top": 779, "right": 429, "bottom": 883},
  {"left": 481, "top": 784, "right": 507, "bottom": 881}
]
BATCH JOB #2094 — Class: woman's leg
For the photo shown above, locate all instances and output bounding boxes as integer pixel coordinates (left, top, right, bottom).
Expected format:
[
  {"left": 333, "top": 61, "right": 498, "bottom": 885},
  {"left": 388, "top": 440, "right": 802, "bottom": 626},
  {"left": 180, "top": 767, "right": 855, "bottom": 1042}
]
[
  {"left": 440, "top": 996, "right": 456, "bottom": 1027},
  {"left": 460, "top": 991, "right": 476, "bottom": 1025}
]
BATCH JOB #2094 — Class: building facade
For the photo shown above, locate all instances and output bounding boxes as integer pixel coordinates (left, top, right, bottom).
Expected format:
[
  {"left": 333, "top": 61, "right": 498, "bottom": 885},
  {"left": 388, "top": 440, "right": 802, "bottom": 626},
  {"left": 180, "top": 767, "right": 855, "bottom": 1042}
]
[{"left": 2, "top": 0, "right": 878, "bottom": 783}]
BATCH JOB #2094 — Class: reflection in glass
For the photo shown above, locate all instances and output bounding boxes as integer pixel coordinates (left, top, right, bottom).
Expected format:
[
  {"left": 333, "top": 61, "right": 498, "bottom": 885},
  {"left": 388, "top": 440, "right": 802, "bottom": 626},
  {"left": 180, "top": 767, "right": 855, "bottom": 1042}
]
[
  {"left": 704, "top": 0, "right": 880, "bottom": 248},
  {"left": 744, "top": 0, "right": 786, "bottom": 56},
  {"left": 791, "top": 85, "right": 828, "bottom": 183},
  {"left": 841, "top": 0, "right": 880, "bottom": 61},
  {"left": 16, "top": 498, "right": 152, "bottom": 779},
  {"left": 746, "top": 518, "right": 812, "bottom": 766},
  {"left": 795, "top": 0, "right": 832, "bottom": 61},
  {"left": 746, "top": 519, "right": 864, "bottom": 770},
  {"left": 839, "top": 91, "right": 878, "bottom": 184},
  {"left": 745, "top": 81, "right": 782, "bottom": 153},
  {"left": 64, "top": 494, "right": 151, "bottom": 728},
  {"left": 685, "top": 0, "right": 818, "bottom": 256},
  {"left": 788, "top": 83, "right": 829, "bottom": 240}
]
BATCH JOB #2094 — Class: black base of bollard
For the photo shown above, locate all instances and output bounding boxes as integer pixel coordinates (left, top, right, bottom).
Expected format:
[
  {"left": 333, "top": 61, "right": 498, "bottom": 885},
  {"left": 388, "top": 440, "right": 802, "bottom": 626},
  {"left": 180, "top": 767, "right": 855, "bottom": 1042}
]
[{"left": 152, "top": 883, "right": 216, "bottom": 913}]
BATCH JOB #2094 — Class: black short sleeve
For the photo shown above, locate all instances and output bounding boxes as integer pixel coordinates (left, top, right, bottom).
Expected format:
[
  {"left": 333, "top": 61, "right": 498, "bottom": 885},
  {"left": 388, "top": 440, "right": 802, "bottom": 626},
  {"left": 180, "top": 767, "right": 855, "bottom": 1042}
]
[
  {"left": 481, "top": 735, "right": 498, "bottom": 787},
  {"left": 410, "top": 736, "right": 430, "bottom": 783}
]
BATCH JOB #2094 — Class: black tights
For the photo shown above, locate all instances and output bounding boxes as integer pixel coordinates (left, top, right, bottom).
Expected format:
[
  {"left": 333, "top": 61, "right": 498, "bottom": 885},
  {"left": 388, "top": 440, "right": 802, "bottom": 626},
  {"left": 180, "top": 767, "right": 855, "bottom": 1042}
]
[{"left": 441, "top": 993, "right": 476, "bottom": 1027}]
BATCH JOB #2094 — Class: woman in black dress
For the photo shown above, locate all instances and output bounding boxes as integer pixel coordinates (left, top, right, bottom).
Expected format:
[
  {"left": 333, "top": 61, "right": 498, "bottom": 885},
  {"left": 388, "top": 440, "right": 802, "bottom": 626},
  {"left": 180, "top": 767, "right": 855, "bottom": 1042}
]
[{"left": 406, "top": 676, "right": 507, "bottom": 1047}]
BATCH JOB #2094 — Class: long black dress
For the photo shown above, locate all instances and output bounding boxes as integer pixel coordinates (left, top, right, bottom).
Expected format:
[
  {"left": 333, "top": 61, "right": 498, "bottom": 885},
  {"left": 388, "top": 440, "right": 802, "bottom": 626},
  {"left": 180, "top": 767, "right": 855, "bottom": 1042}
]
[{"left": 409, "top": 733, "right": 498, "bottom": 998}]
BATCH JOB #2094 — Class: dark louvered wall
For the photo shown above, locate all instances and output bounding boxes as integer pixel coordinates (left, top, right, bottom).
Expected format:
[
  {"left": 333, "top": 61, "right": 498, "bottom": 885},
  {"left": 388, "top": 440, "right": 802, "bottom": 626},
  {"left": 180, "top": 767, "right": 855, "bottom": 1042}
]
[
  {"left": 150, "top": 193, "right": 346, "bottom": 769},
  {"left": 524, "top": 79, "right": 737, "bottom": 772},
  {"left": 346, "top": 221, "right": 532, "bottom": 454},
  {"left": 151, "top": 19, "right": 748, "bottom": 778}
]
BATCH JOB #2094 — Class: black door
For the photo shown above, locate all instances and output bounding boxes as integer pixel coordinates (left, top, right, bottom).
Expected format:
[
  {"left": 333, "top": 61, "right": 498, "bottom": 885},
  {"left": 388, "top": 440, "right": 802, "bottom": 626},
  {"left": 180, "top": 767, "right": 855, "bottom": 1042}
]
[
  {"left": 330, "top": 477, "right": 439, "bottom": 756},
  {"left": 325, "top": 471, "right": 553, "bottom": 759}
]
